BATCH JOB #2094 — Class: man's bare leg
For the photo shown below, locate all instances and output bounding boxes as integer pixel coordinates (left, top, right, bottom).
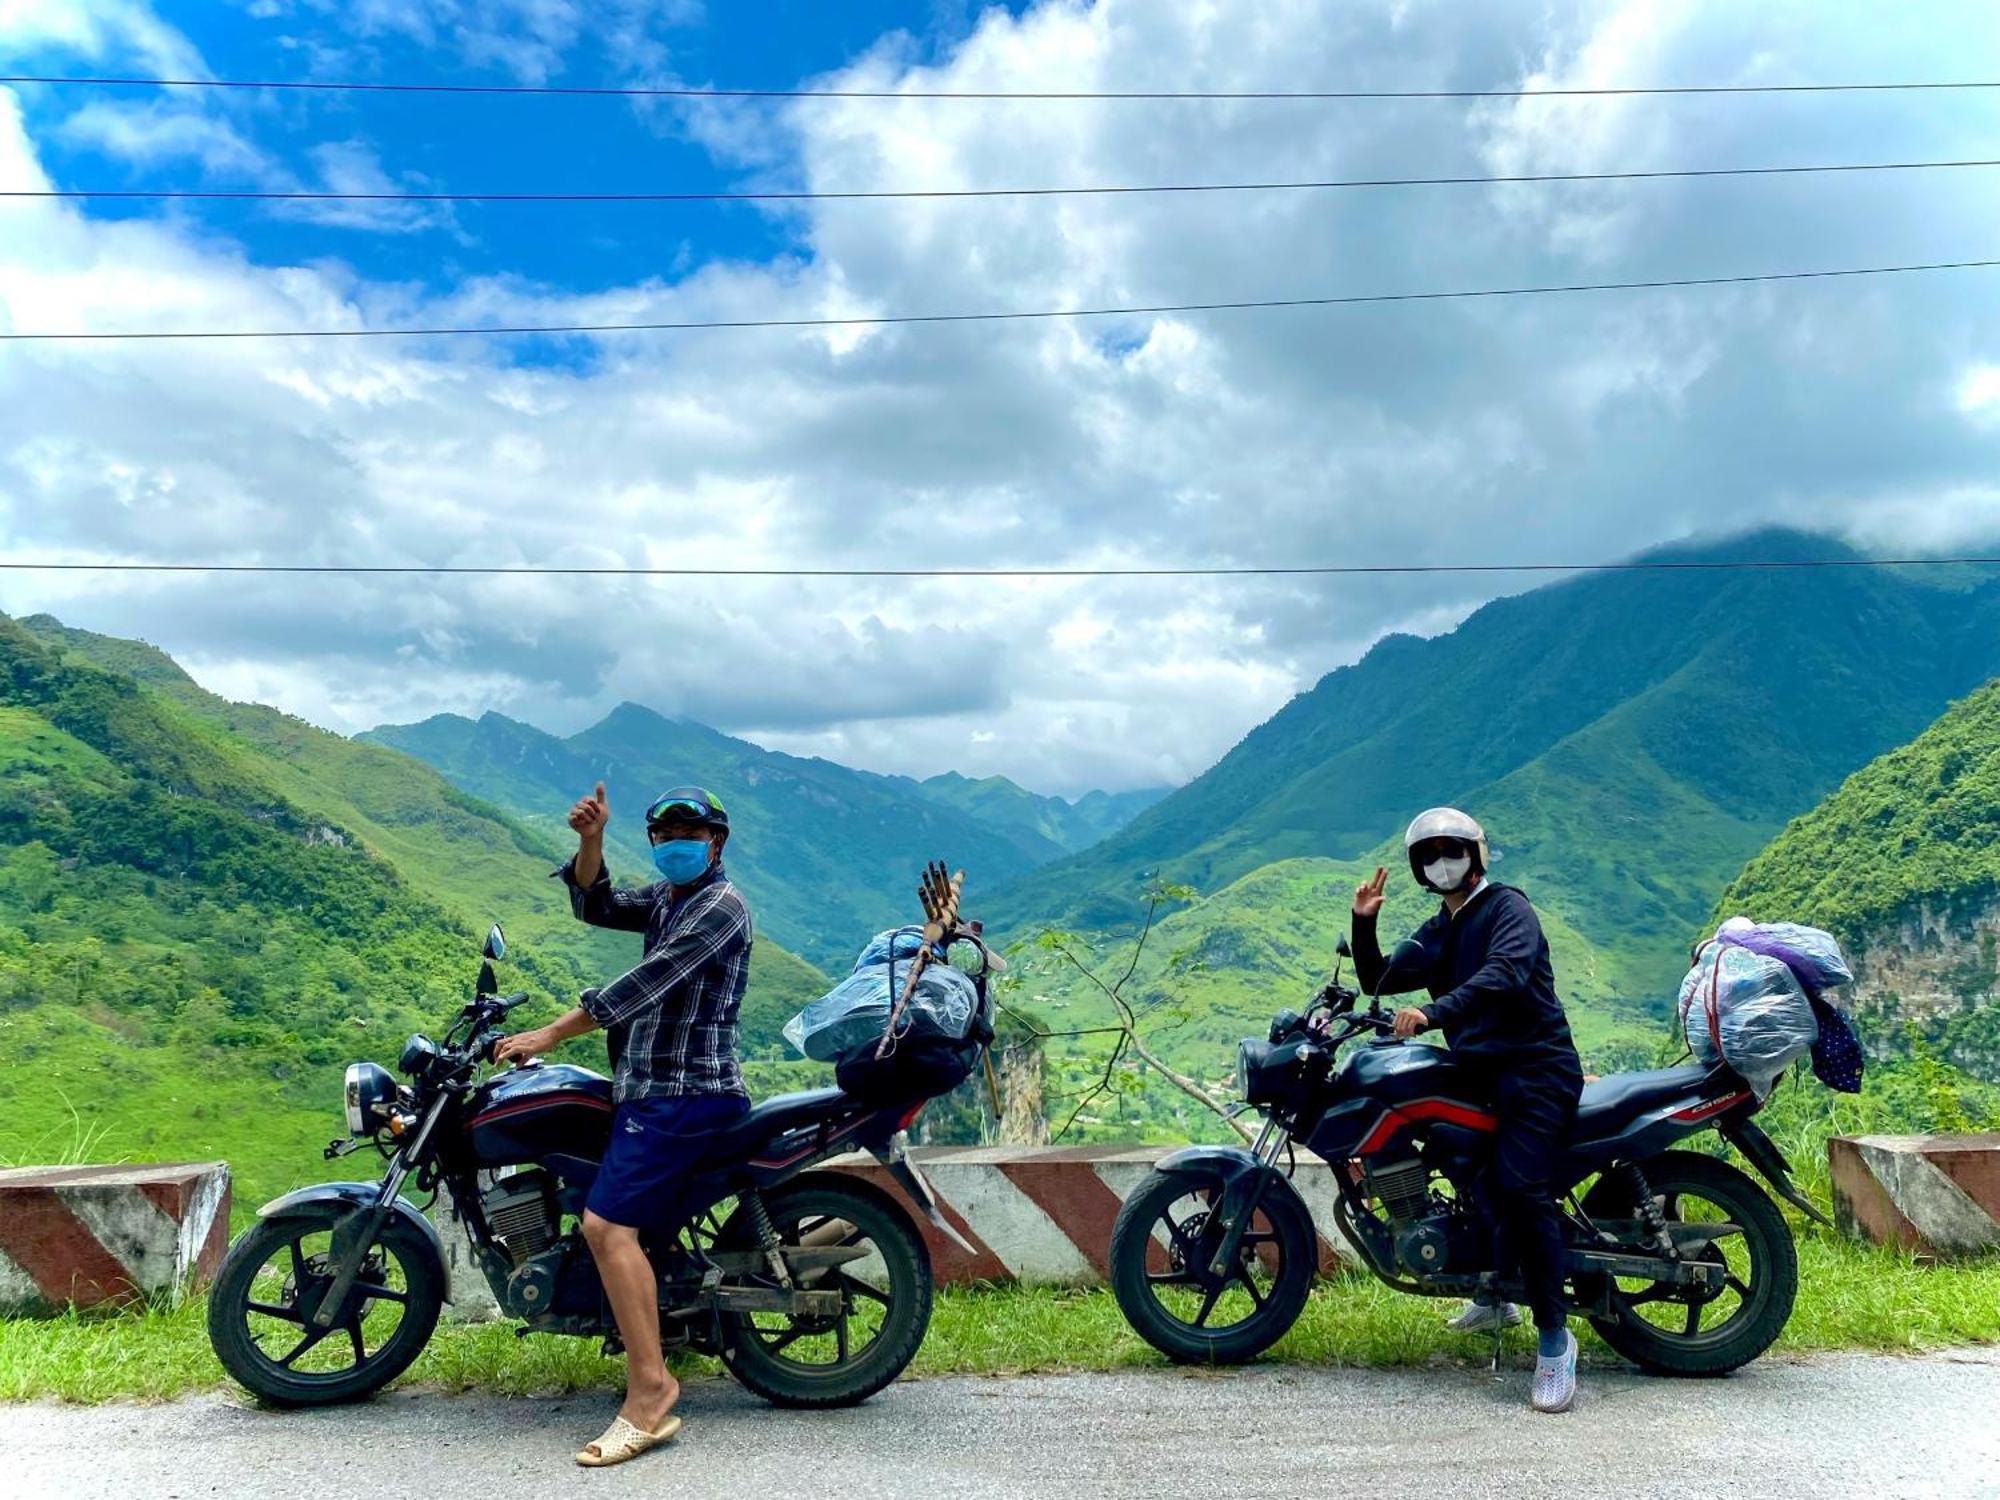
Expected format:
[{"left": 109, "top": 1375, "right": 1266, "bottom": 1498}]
[{"left": 582, "top": 1210, "right": 679, "bottom": 1432}]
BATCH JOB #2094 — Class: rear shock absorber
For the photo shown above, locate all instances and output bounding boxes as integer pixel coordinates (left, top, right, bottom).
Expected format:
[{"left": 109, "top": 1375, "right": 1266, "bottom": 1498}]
[
  {"left": 1622, "top": 1163, "right": 1678, "bottom": 1260},
  {"left": 741, "top": 1191, "right": 792, "bottom": 1287}
]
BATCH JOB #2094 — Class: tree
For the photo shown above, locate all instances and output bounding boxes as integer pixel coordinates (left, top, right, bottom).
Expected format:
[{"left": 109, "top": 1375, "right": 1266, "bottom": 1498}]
[{"left": 998, "top": 880, "right": 1252, "bottom": 1144}]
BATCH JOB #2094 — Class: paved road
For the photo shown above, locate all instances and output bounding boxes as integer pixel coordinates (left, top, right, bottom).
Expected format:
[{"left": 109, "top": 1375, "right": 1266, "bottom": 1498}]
[{"left": 7, "top": 1351, "right": 1999, "bottom": 1499}]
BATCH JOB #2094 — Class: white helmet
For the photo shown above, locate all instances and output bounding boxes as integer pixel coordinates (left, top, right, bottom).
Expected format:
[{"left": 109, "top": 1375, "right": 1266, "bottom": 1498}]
[{"left": 1404, "top": 807, "right": 1489, "bottom": 892}]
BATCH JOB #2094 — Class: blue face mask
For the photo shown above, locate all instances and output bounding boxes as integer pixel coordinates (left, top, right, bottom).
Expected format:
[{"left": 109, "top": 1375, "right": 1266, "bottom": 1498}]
[{"left": 651, "top": 838, "right": 712, "bottom": 885}]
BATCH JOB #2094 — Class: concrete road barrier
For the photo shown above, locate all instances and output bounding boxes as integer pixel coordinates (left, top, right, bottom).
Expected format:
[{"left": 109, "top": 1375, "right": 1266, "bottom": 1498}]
[
  {"left": 829, "top": 1144, "right": 1356, "bottom": 1285},
  {"left": 0, "top": 1162, "right": 231, "bottom": 1312},
  {"left": 1829, "top": 1133, "right": 2000, "bottom": 1257}
]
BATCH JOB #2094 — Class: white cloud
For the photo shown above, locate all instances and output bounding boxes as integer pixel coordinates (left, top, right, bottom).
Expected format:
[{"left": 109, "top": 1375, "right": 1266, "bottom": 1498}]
[
  {"left": 0, "top": 0, "right": 209, "bottom": 78},
  {"left": 4, "top": 1, "right": 2000, "bottom": 796},
  {"left": 54, "top": 99, "right": 271, "bottom": 177}
]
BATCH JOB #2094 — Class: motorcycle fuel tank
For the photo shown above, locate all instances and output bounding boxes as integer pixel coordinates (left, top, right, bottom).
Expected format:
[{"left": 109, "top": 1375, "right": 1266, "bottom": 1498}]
[
  {"left": 1305, "top": 1040, "right": 1491, "bottom": 1160},
  {"left": 465, "top": 1063, "right": 614, "bottom": 1167}
]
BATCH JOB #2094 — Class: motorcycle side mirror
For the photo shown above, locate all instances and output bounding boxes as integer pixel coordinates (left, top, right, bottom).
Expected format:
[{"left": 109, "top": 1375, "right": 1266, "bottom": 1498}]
[
  {"left": 944, "top": 936, "right": 988, "bottom": 979},
  {"left": 1335, "top": 936, "right": 1352, "bottom": 958},
  {"left": 476, "top": 960, "right": 498, "bottom": 998},
  {"left": 482, "top": 923, "right": 506, "bottom": 962}
]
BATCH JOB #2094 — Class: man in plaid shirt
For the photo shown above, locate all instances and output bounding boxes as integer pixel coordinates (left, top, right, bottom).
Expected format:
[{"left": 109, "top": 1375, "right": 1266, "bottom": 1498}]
[{"left": 494, "top": 780, "right": 751, "bottom": 1464}]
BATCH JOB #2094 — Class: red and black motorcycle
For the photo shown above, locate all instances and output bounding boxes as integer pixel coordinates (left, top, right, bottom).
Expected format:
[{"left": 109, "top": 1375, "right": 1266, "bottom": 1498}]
[
  {"left": 1107, "top": 936, "right": 1826, "bottom": 1373},
  {"left": 207, "top": 921, "right": 989, "bottom": 1409}
]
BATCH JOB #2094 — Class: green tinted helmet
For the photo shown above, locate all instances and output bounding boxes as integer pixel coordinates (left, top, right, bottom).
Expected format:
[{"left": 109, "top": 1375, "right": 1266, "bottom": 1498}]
[{"left": 644, "top": 785, "right": 729, "bottom": 833}]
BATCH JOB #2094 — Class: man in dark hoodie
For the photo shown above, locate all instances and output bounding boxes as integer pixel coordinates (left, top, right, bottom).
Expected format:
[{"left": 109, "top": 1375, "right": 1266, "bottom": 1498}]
[{"left": 1349, "top": 806, "right": 1584, "bottom": 1414}]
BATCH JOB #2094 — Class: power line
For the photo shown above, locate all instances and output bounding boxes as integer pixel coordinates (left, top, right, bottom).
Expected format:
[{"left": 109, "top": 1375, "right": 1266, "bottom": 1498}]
[
  {"left": 6, "top": 73, "right": 2000, "bottom": 101},
  {"left": 13, "top": 156, "right": 1998, "bottom": 205},
  {"left": 1, "top": 556, "right": 1994, "bottom": 579},
  {"left": 3, "top": 256, "right": 1992, "bottom": 342}
]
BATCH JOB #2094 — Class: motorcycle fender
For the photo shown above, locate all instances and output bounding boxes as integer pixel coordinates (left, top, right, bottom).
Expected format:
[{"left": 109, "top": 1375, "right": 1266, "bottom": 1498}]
[
  {"left": 257, "top": 1182, "right": 449, "bottom": 1275},
  {"left": 1721, "top": 1118, "right": 1833, "bottom": 1227},
  {"left": 870, "top": 1132, "right": 977, "bottom": 1256}
]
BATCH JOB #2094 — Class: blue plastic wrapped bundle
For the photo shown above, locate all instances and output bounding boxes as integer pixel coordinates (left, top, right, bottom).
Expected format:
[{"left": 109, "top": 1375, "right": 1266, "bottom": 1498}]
[
  {"left": 782, "top": 927, "right": 979, "bottom": 1064},
  {"left": 1677, "top": 939, "right": 1819, "bottom": 1095}
]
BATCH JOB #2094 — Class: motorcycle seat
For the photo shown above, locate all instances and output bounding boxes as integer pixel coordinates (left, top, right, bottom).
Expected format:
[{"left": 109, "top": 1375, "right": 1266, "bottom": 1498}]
[
  {"left": 708, "top": 1087, "right": 855, "bottom": 1152},
  {"left": 1573, "top": 1064, "right": 1716, "bottom": 1135}
]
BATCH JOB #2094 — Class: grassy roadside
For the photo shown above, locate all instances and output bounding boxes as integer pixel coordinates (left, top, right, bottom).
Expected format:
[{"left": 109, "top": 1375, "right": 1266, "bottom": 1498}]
[{"left": 5, "top": 1230, "right": 1996, "bottom": 1404}]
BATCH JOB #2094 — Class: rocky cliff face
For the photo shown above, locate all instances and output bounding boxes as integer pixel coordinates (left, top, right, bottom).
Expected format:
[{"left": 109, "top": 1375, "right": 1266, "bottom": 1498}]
[{"left": 1842, "top": 894, "right": 2000, "bottom": 1080}]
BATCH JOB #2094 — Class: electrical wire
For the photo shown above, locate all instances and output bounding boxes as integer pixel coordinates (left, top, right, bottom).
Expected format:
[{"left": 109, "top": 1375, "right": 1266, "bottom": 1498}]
[
  {"left": 1, "top": 557, "right": 1994, "bottom": 579},
  {"left": 6, "top": 73, "right": 2000, "bottom": 101},
  {"left": 12, "top": 156, "right": 2000, "bottom": 204},
  {"left": 3, "top": 256, "right": 1993, "bottom": 342}
]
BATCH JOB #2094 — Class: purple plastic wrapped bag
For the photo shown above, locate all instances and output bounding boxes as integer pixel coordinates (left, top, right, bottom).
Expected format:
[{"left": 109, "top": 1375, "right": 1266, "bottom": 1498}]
[{"left": 1712, "top": 917, "right": 1853, "bottom": 994}]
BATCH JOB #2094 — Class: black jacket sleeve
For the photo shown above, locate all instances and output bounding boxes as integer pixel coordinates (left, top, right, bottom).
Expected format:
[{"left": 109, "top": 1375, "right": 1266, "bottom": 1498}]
[
  {"left": 553, "top": 855, "right": 658, "bottom": 935},
  {"left": 1352, "top": 910, "right": 1443, "bottom": 999},
  {"left": 1421, "top": 890, "right": 1541, "bottom": 1031}
]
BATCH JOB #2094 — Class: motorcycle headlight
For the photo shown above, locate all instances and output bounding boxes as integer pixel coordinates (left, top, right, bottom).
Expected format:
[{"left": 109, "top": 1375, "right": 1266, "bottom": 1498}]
[
  {"left": 1234, "top": 1039, "right": 1256, "bottom": 1101},
  {"left": 343, "top": 1061, "right": 398, "bottom": 1135}
]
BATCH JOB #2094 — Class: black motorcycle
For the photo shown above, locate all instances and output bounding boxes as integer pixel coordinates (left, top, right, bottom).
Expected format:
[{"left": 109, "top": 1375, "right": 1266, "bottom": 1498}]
[
  {"left": 1107, "top": 936, "right": 1828, "bottom": 1374},
  {"left": 207, "top": 921, "right": 990, "bottom": 1408}
]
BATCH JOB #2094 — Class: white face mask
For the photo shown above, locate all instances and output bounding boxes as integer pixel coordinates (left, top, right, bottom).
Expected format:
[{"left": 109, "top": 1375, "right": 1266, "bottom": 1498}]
[{"left": 1424, "top": 855, "right": 1472, "bottom": 893}]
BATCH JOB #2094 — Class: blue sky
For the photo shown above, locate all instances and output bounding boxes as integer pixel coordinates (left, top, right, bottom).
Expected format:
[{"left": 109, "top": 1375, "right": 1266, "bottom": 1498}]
[
  {"left": 4, "top": 3, "right": 2000, "bottom": 795},
  {"left": 16, "top": 2, "right": 1031, "bottom": 291}
]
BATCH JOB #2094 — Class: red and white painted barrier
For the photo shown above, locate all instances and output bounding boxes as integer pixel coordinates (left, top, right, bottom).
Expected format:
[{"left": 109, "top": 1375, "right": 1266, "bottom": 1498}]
[
  {"left": 0, "top": 1163, "right": 231, "bottom": 1312},
  {"left": 1829, "top": 1134, "right": 2000, "bottom": 1258},
  {"left": 830, "top": 1144, "right": 1355, "bottom": 1285}
]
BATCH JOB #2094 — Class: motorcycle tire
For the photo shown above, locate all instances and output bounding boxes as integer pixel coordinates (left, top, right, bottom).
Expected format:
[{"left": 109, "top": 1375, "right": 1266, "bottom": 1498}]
[
  {"left": 206, "top": 1210, "right": 445, "bottom": 1407},
  {"left": 716, "top": 1176, "right": 933, "bottom": 1409},
  {"left": 1108, "top": 1166, "right": 1316, "bottom": 1366},
  {"left": 1578, "top": 1148, "right": 1797, "bottom": 1377}
]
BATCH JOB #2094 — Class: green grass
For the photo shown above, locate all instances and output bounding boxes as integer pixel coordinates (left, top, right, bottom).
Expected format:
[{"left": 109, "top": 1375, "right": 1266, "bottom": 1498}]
[{"left": 6, "top": 1225, "right": 1995, "bottom": 1404}]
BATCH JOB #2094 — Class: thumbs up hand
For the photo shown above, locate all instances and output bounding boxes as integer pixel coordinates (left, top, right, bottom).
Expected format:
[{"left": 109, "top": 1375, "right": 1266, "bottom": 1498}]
[{"left": 568, "top": 781, "right": 609, "bottom": 841}]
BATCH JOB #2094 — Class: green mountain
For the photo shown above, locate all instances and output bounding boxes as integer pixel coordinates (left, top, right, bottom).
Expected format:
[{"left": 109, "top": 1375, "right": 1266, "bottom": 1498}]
[
  {"left": 906, "top": 772, "right": 1171, "bottom": 860},
  {"left": 1718, "top": 678, "right": 2000, "bottom": 1080},
  {"left": 988, "top": 529, "right": 2000, "bottom": 1044},
  {"left": 0, "top": 614, "right": 829, "bottom": 1212},
  {"left": 362, "top": 707, "right": 1114, "bottom": 972}
]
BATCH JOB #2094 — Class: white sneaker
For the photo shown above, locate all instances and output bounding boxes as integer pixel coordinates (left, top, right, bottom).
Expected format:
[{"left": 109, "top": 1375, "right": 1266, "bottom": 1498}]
[
  {"left": 1531, "top": 1329, "right": 1578, "bottom": 1413},
  {"left": 1446, "top": 1300, "right": 1523, "bottom": 1333}
]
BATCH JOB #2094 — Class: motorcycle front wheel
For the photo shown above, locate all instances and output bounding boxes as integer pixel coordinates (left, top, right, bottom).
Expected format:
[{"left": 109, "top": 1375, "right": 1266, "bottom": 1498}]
[
  {"left": 1108, "top": 1167, "right": 1316, "bottom": 1365},
  {"left": 206, "top": 1210, "right": 445, "bottom": 1407},
  {"left": 714, "top": 1176, "right": 933, "bottom": 1408},
  {"left": 1577, "top": 1148, "right": 1797, "bottom": 1377}
]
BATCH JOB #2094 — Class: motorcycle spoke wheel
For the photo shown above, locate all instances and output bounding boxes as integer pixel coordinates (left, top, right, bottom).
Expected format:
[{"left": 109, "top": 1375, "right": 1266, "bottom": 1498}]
[
  {"left": 715, "top": 1180, "right": 932, "bottom": 1410},
  {"left": 739, "top": 1213, "right": 891, "bottom": 1372},
  {"left": 1577, "top": 1150, "right": 1798, "bottom": 1378},
  {"left": 238, "top": 1227, "right": 414, "bottom": 1382},
  {"left": 1141, "top": 1190, "right": 1290, "bottom": 1335},
  {"left": 1610, "top": 1189, "right": 1755, "bottom": 1346}
]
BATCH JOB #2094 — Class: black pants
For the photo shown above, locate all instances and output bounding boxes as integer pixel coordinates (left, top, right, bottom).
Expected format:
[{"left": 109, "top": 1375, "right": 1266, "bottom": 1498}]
[{"left": 1483, "top": 1062, "right": 1584, "bottom": 1331}]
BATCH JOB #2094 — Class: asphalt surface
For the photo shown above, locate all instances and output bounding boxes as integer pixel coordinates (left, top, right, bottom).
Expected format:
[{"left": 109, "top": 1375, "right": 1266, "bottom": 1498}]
[{"left": 7, "top": 1351, "right": 1999, "bottom": 1500}]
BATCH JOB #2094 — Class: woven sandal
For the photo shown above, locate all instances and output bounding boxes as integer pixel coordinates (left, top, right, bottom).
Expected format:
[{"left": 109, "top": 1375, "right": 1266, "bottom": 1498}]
[{"left": 575, "top": 1412, "right": 683, "bottom": 1467}]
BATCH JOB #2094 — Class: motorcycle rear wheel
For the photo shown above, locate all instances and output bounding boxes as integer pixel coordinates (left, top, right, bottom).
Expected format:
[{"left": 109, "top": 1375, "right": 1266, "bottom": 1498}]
[
  {"left": 206, "top": 1210, "right": 444, "bottom": 1407},
  {"left": 1108, "top": 1167, "right": 1316, "bottom": 1365},
  {"left": 715, "top": 1177, "right": 932, "bottom": 1408},
  {"left": 1577, "top": 1149, "right": 1797, "bottom": 1377}
]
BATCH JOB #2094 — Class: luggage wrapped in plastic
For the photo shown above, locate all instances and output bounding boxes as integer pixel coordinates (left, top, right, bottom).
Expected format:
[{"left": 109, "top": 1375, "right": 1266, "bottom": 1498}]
[
  {"left": 1677, "top": 939, "right": 1819, "bottom": 1095},
  {"left": 782, "top": 927, "right": 979, "bottom": 1064},
  {"left": 1712, "top": 916, "right": 1853, "bottom": 994}
]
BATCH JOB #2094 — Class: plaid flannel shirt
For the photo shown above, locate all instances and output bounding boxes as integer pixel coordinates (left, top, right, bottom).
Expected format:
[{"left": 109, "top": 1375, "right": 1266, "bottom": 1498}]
[{"left": 557, "top": 855, "right": 752, "bottom": 1104}]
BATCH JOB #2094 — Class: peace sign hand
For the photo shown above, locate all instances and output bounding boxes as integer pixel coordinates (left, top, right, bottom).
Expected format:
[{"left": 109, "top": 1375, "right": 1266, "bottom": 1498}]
[{"left": 1353, "top": 866, "right": 1388, "bottom": 920}]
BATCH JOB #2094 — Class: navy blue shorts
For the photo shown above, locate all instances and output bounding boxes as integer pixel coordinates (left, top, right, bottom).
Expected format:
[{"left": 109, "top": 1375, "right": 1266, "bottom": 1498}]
[{"left": 585, "top": 1093, "right": 749, "bottom": 1231}]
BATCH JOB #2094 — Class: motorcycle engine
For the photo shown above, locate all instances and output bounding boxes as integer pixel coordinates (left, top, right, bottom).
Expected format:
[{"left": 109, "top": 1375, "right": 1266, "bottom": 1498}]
[
  {"left": 481, "top": 1170, "right": 559, "bottom": 1266},
  {"left": 505, "top": 1236, "right": 602, "bottom": 1320},
  {"left": 1364, "top": 1157, "right": 1479, "bottom": 1278}
]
